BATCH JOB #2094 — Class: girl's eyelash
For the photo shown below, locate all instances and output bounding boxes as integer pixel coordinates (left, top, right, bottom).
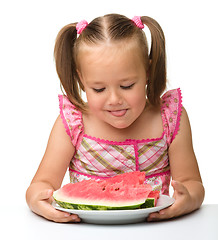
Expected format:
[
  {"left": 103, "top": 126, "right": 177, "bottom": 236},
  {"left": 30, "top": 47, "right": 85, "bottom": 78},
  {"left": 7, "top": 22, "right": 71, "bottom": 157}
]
[
  {"left": 93, "top": 88, "right": 105, "bottom": 93},
  {"left": 121, "top": 83, "right": 135, "bottom": 89},
  {"left": 93, "top": 83, "right": 135, "bottom": 93}
]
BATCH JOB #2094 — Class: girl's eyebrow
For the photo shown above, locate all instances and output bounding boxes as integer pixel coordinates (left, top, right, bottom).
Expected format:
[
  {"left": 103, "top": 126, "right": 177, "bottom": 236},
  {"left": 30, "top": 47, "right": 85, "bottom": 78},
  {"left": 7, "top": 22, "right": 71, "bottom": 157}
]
[
  {"left": 87, "top": 80, "right": 104, "bottom": 85},
  {"left": 88, "top": 77, "right": 138, "bottom": 85},
  {"left": 121, "top": 77, "right": 137, "bottom": 82}
]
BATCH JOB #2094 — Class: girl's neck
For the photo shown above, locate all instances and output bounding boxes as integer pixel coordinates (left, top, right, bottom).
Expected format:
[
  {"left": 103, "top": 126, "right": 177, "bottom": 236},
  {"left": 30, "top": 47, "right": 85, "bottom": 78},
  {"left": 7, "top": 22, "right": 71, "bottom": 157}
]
[{"left": 83, "top": 103, "right": 163, "bottom": 142}]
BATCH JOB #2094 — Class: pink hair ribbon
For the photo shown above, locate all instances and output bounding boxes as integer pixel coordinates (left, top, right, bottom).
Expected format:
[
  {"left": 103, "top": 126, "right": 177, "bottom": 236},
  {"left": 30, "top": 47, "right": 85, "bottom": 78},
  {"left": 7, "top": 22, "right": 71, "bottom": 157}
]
[
  {"left": 76, "top": 20, "right": 88, "bottom": 34},
  {"left": 132, "top": 16, "right": 144, "bottom": 29}
]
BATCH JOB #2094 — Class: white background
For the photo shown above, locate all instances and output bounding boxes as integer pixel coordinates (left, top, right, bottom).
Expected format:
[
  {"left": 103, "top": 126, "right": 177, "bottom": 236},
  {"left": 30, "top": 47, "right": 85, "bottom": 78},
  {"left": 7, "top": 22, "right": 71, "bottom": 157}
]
[{"left": 0, "top": 0, "right": 217, "bottom": 212}]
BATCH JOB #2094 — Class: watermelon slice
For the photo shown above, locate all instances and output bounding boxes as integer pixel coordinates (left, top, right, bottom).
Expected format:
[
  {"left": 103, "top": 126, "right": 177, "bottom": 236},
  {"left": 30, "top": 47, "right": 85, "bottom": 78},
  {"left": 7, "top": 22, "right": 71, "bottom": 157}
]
[
  {"left": 53, "top": 171, "right": 156, "bottom": 210},
  {"left": 141, "top": 190, "right": 160, "bottom": 208}
]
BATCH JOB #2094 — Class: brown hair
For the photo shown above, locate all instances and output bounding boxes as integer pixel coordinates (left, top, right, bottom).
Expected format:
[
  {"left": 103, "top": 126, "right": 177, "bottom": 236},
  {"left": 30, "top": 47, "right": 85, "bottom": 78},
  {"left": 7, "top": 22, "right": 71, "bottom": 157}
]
[{"left": 54, "top": 14, "right": 166, "bottom": 111}]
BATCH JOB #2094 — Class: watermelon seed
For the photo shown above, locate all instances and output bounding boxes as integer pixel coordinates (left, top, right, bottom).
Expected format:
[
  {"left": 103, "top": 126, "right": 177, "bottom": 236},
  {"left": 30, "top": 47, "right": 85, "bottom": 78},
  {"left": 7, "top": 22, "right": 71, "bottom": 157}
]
[{"left": 115, "top": 188, "right": 120, "bottom": 191}]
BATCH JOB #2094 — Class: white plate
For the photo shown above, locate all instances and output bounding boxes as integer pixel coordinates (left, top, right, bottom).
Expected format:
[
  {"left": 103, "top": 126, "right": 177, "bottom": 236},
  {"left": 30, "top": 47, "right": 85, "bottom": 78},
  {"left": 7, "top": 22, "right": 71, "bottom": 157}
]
[{"left": 52, "top": 195, "right": 175, "bottom": 224}]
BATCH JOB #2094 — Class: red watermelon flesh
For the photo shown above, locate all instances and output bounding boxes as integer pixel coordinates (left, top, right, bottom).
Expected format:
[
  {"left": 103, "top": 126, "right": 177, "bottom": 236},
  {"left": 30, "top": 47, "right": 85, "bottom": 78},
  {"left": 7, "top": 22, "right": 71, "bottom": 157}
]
[
  {"left": 140, "top": 190, "right": 160, "bottom": 208},
  {"left": 53, "top": 171, "right": 153, "bottom": 210},
  {"left": 148, "top": 190, "right": 160, "bottom": 205},
  {"left": 103, "top": 171, "right": 146, "bottom": 185}
]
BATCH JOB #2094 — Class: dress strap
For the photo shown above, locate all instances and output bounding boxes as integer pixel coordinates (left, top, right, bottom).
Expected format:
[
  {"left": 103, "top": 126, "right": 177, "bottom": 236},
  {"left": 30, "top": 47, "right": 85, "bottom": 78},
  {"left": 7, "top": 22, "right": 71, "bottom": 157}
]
[
  {"left": 58, "top": 95, "right": 84, "bottom": 149},
  {"left": 161, "top": 88, "right": 183, "bottom": 145}
]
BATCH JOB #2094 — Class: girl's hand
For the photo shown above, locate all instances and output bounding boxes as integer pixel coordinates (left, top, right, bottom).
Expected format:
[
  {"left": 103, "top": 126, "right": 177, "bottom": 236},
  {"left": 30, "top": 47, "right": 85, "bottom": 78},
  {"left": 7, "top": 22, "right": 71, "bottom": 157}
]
[
  {"left": 32, "top": 189, "right": 81, "bottom": 223},
  {"left": 147, "top": 180, "right": 193, "bottom": 222}
]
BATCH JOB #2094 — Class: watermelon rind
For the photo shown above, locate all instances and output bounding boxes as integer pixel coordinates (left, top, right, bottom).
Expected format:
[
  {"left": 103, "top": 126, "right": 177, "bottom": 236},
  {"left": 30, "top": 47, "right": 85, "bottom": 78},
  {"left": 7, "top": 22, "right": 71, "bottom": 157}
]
[
  {"left": 53, "top": 198, "right": 144, "bottom": 210},
  {"left": 140, "top": 198, "right": 155, "bottom": 208}
]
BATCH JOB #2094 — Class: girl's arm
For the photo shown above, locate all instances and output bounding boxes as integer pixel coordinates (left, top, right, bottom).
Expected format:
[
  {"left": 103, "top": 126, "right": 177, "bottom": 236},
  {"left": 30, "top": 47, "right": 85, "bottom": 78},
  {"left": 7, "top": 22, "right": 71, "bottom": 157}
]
[
  {"left": 26, "top": 115, "right": 80, "bottom": 222},
  {"left": 148, "top": 107, "right": 205, "bottom": 221}
]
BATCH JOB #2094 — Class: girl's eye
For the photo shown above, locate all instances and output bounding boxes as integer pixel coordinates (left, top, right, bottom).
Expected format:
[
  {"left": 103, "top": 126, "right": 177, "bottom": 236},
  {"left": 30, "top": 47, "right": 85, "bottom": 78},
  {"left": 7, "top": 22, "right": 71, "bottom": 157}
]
[
  {"left": 93, "top": 88, "right": 105, "bottom": 93},
  {"left": 120, "top": 83, "right": 135, "bottom": 90}
]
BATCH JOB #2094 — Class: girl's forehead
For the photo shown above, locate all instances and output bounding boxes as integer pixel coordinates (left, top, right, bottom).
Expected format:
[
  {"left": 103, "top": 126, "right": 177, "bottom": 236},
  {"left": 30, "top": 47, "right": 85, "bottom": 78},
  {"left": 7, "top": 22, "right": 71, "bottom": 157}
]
[
  {"left": 77, "top": 40, "right": 143, "bottom": 67},
  {"left": 77, "top": 41, "right": 147, "bottom": 83}
]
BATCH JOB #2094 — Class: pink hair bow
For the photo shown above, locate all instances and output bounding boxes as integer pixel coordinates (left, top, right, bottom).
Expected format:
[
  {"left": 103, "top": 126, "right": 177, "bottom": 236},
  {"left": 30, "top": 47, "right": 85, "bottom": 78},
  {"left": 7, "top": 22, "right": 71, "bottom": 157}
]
[
  {"left": 132, "top": 16, "right": 144, "bottom": 29},
  {"left": 76, "top": 20, "right": 88, "bottom": 34}
]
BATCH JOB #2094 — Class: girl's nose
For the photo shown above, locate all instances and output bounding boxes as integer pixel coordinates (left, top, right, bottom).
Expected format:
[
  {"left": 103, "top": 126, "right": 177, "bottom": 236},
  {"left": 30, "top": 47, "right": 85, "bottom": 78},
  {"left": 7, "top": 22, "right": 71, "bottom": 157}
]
[{"left": 108, "top": 89, "right": 123, "bottom": 105}]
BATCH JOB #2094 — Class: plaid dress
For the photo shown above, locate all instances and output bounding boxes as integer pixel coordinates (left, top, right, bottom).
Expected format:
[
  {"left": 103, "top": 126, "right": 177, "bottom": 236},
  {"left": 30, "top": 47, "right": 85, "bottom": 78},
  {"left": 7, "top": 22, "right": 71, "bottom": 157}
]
[{"left": 59, "top": 88, "right": 182, "bottom": 195}]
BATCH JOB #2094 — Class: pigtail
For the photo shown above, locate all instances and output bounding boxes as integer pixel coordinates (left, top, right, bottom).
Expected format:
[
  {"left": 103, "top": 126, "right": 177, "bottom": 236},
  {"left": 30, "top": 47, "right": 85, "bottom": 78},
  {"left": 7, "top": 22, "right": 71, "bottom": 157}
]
[
  {"left": 54, "top": 23, "right": 85, "bottom": 110},
  {"left": 140, "top": 16, "right": 166, "bottom": 106}
]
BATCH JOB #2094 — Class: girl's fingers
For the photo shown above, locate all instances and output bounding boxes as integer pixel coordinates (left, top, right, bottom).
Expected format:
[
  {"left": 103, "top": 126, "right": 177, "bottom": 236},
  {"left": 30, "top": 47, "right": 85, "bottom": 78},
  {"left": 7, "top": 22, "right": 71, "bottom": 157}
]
[
  {"left": 37, "top": 190, "right": 81, "bottom": 223},
  {"left": 147, "top": 181, "right": 192, "bottom": 221},
  {"left": 47, "top": 210, "right": 81, "bottom": 223},
  {"left": 42, "top": 203, "right": 81, "bottom": 223},
  {"left": 147, "top": 205, "right": 175, "bottom": 221}
]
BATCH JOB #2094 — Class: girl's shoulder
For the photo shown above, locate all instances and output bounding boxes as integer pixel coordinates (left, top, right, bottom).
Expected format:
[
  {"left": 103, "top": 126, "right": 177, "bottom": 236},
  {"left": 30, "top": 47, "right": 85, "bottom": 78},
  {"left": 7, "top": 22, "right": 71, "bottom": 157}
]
[
  {"left": 161, "top": 88, "right": 183, "bottom": 144},
  {"left": 58, "top": 95, "right": 84, "bottom": 148}
]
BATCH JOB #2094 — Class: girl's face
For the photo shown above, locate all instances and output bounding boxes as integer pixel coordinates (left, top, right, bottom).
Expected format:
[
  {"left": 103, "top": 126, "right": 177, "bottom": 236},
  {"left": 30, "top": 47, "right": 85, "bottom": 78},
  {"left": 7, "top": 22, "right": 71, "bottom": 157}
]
[{"left": 78, "top": 42, "right": 147, "bottom": 129}]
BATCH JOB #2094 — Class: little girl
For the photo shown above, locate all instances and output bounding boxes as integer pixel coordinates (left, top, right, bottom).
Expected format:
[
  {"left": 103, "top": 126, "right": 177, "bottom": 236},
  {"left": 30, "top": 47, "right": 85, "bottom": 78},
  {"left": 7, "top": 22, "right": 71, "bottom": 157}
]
[{"left": 26, "top": 14, "right": 204, "bottom": 223}]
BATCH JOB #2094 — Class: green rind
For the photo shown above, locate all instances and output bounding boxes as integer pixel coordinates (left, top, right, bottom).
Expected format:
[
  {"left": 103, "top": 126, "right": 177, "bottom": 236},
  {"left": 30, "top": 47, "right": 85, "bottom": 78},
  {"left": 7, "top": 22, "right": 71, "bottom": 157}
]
[
  {"left": 54, "top": 198, "right": 144, "bottom": 210},
  {"left": 140, "top": 198, "right": 155, "bottom": 208}
]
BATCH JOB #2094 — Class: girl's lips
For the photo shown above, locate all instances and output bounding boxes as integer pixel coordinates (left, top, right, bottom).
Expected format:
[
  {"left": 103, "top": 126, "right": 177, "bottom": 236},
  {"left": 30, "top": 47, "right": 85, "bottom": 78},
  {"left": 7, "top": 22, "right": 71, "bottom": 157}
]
[{"left": 108, "top": 109, "right": 127, "bottom": 117}]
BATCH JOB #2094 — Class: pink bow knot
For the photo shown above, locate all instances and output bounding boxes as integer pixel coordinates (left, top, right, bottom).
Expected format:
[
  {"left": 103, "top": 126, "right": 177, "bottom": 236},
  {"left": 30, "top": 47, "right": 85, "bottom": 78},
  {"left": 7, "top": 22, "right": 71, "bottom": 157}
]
[
  {"left": 76, "top": 20, "right": 88, "bottom": 34},
  {"left": 132, "top": 16, "right": 144, "bottom": 29}
]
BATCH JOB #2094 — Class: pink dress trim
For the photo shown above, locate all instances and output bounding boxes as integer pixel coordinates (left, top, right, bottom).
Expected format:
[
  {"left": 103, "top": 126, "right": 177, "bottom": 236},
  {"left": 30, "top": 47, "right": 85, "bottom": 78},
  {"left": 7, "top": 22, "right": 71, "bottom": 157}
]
[
  {"left": 146, "top": 170, "right": 170, "bottom": 179},
  {"left": 69, "top": 168, "right": 170, "bottom": 180},
  {"left": 83, "top": 131, "right": 166, "bottom": 145},
  {"left": 69, "top": 169, "right": 109, "bottom": 180},
  {"left": 172, "top": 88, "right": 183, "bottom": 143},
  {"left": 134, "top": 143, "right": 139, "bottom": 171},
  {"left": 161, "top": 88, "right": 183, "bottom": 144},
  {"left": 58, "top": 95, "right": 72, "bottom": 140},
  {"left": 58, "top": 94, "right": 84, "bottom": 149}
]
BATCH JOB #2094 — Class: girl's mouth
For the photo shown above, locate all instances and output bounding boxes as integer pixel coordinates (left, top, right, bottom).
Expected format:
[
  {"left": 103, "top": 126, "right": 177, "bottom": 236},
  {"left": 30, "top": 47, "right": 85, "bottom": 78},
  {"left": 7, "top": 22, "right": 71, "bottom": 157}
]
[{"left": 108, "top": 109, "right": 127, "bottom": 117}]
